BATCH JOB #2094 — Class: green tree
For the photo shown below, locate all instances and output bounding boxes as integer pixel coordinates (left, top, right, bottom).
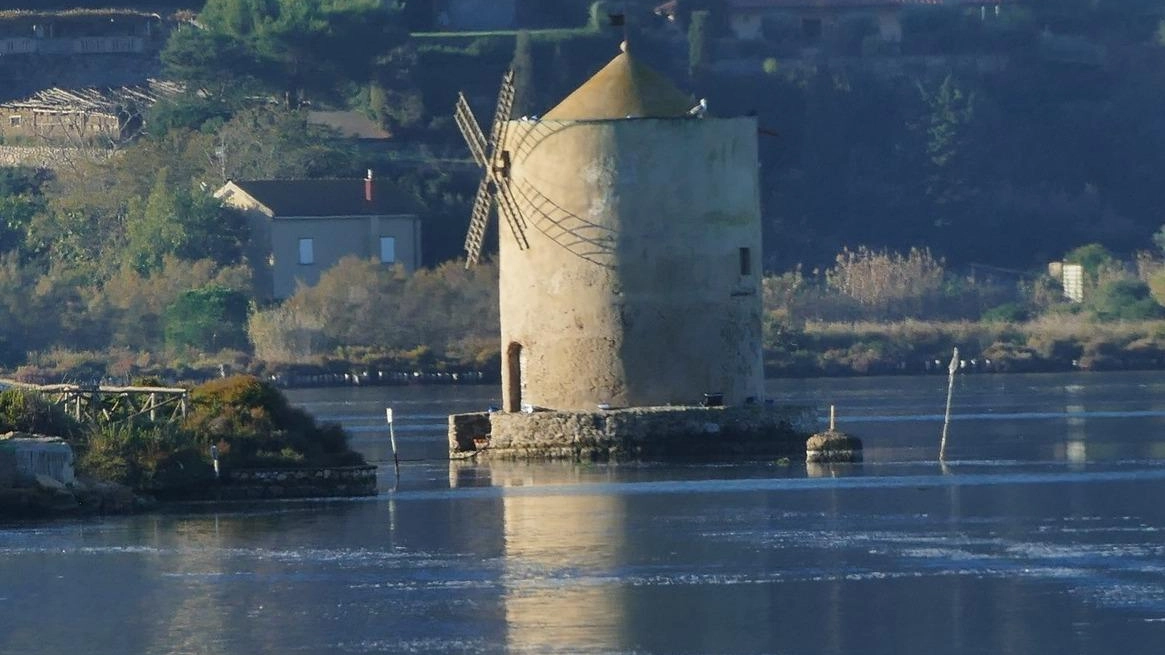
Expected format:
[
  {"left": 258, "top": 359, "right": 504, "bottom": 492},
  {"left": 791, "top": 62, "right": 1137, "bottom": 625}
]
[
  {"left": 0, "top": 194, "right": 41, "bottom": 256},
  {"left": 917, "top": 75, "right": 978, "bottom": 225},
  {"left": 160, "top": 29, "right": 267, "bottom": 104},
  {"left": 126, "top": 168, "right": 188, "bottom": 275},
  {"left": 1086, "top": 278, "right": 1165, "bottom": 320},
  {"left": 125, "top": 171, "right": 248, "bottom": 274},
  {"left": 170, "top": 0, "right": 410, "bottom": 110},
  {"left": 368, "top": 43, "right": 424, "bottom": 132},
  {"left": 205, "top": 106, "right": 356, "bottom": 181},
  {"left": 0, "top": 168, "right": 45, "bottom": 257},
  {"left": 1064, "top": 243, "right": 1117, "bottom": 281},
  {"left": 92, "top": 258, "right": 252, "bottom": 353},
  {"left": 164, "top": 285, "right": 251, "bottom": 353}
]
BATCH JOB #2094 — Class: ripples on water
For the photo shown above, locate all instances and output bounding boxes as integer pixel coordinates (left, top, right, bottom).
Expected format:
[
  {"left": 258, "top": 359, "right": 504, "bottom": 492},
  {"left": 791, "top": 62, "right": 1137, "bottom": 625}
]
[{"left": 2, "top": 372, "right": 1165, "bottom": 654}]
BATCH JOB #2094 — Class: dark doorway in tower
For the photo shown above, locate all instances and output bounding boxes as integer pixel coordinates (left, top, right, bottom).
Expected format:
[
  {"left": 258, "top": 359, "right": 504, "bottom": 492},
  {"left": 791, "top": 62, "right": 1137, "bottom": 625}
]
[{"left": 506, "top": 342, "right": 524, "bottom": 412}]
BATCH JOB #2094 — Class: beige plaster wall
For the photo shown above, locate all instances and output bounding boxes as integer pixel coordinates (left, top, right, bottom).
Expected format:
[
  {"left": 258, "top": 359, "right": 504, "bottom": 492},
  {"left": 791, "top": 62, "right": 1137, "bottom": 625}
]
[
  {"left": 498, "top": 117, "right": 764, "bottom": 411},
  {"left": 216, "top": 182, "right": 421, "bottom": 300},
  {"left": 267, "top": 214, "right": 420, "bottom": 299}
]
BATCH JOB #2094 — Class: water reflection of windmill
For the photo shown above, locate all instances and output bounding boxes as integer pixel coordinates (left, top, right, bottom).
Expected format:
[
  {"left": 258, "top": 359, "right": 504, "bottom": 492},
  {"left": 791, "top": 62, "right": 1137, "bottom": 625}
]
[{"left": 454, "top": 70, "right": 528, "bottom": 266}]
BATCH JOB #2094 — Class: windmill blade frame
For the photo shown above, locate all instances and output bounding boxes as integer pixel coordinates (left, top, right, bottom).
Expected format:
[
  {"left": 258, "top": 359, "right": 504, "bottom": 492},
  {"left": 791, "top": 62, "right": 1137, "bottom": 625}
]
[
  {"left": 454, "top": 93, "right": 488, "bottom": 170},
  {"left": 454, "top": 69, "right": 528, "bottom": 268},
  {"left": 463, "top": 175, "right": 493, "bottom": 267}
]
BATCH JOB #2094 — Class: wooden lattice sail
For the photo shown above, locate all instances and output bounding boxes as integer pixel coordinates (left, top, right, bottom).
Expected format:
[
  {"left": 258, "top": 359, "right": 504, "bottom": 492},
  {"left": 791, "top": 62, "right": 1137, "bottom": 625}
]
[{"left": 454, "top": 70, "right": 529, "bottom": 267}]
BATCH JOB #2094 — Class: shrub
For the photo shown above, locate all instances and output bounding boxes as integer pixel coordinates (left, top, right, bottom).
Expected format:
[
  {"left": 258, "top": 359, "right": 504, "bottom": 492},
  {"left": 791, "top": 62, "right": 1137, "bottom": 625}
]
[
  {"left": 1064, "top": 243, "right": 1116, "bottom": 282},
  {"left": 164, "top": 285, "right": 250, "bottom": 354},
  {"left": 0, "top": 388, "right": 83, "bottom": 439},
  {"left": 1146, "top": 267, "right": 1165, "bottom": 307},
  {"left": 1086, "top": 279, "right": 1165, "bottom": 321},
  {"left": 184, "top": 375, "right": 363, "bottom": 469},
  {"left": 78, "top": 422, "right": 211, "bottom": 490},
  {"left": 981, "top": 341, "right": 1043, "bottom": 372},
  {"left": 982, "top": 302, "right": 1029, "bottom": 323},
  {"left": 824, "top": 246, "right": 946, "bottom": 319},
  {"left": 1078, "top": 338, "right": 1125, "bottom": 370}
]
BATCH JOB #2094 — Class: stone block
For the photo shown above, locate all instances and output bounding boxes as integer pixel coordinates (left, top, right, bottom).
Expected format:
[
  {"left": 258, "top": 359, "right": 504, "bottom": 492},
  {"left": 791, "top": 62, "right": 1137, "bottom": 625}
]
[
  {"left": 463, "top": 404, "right": 810, "bottom": 460},
  {"left": 0, "top": 436, "right": 74, "bottom": 485}
]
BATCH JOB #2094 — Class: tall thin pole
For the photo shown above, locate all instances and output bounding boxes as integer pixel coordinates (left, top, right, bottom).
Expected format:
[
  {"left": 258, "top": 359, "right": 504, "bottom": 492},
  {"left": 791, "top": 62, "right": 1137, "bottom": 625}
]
[
  {"left": 940, "top": 346, "right": 959, "bottom": 462},
  {"left": 386, "top": 407, "right": 400, "bottom": 478}
]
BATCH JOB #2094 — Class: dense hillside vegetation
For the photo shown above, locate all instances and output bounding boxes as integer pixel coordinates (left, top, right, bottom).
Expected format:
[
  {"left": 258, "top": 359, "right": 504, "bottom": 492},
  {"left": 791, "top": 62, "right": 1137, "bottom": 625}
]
[{"left": 3, "top": 0, "right": 1165, "bottom": 380}]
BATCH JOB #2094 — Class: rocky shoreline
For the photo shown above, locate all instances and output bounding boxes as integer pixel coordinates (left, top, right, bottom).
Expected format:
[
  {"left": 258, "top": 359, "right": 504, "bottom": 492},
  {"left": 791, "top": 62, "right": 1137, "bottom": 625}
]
[{"left": 0, "top": 477, "right": 148, "bottom": 519}]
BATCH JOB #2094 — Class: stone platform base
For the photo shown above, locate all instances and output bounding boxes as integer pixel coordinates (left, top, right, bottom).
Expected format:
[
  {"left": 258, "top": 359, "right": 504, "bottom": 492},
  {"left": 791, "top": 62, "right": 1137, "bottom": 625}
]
[
  {"left": 449, "top": 405, "right": 815, "bottom": 461},
  {"left": 805, "top": 430, "right": 864, "bottom": 463}
]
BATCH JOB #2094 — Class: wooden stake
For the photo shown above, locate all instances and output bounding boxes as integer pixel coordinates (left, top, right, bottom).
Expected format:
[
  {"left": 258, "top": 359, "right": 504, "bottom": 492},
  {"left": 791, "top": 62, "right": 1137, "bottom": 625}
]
[
  {"left": 940, "top": 346, "right": 959, "bottom": 462},
  {"left": 829, "top": 404, "right": 836, "bottom": 432}
]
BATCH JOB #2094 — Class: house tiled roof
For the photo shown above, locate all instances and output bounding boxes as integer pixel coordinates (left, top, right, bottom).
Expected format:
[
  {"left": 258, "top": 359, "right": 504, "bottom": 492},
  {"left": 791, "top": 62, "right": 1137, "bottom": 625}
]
[{"left": 228, "top": 179, "right": 423, "bottom": 217}]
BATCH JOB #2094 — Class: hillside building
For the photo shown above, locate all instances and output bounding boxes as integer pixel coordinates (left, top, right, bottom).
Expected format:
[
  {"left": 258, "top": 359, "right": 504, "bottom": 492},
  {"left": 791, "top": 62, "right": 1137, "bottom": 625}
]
[
  {"left": 0, "top": 9, "right": 165, "bottom": 56},
  {"left": 215, "top": 174, "right": 423, "bottom": 300}
]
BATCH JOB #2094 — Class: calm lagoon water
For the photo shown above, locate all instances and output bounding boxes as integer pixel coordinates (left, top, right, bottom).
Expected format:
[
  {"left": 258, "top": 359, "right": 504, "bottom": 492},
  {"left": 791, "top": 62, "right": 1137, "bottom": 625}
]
[{"left": 2, "top": 371, "right": 1165, "bottom": 654}]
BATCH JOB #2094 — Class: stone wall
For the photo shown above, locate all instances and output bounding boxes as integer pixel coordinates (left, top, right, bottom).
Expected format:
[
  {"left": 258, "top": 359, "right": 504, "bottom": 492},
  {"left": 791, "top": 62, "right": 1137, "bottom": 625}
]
[
  {"left": 450, "top": 405, "right": 815, "bottom": 460},
  {"left": 0, "top": 449, "right": 15, "bottom": 487},
  {"left": 209, "top": 465, "right": 378, "bottom": 500},
  {"left": 0, "top": 434, "right": 75, "bottom": 487},
  {"left": 0, "top": 144, "right": 108, "bottom": 169},
  {"left": 449, "top": 412, "right": 491, "bottom": 452}
]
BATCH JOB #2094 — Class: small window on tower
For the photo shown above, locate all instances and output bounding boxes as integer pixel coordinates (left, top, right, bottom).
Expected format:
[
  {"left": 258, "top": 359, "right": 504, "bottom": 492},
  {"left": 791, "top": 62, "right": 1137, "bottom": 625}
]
[
  {"left": 9, "top": 115, "right": 21, "bottom": 127},
  {"left": 739, "top": 247, "right": 752, "bottom": 276}
]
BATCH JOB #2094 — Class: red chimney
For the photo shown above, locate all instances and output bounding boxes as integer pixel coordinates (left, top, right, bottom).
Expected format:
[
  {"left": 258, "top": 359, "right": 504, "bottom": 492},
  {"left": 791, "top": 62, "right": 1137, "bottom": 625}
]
[{"left": 364, "top": 169, "right": 374, "bottom": 202}]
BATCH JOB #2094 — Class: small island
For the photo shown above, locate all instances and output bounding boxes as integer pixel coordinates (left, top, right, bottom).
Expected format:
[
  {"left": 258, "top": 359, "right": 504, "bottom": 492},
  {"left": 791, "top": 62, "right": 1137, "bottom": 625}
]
[{"left": 0, "top": 375, "right": 374, "bottom": 518}]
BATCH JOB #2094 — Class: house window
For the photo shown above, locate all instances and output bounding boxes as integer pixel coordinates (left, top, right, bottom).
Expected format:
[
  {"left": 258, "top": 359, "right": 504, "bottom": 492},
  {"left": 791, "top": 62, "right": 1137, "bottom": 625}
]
[
  {"left": 739, "top": 247, "right": 752, "bottom": 276},
  {"left": 9, "top": 115, "right": 21, "bottom": 127},
  {"left": 298, "top": 238, "right": 314, "bottom": 265},
  {"left": 379, "top": 236, "right": 396, "bottom": 264}
]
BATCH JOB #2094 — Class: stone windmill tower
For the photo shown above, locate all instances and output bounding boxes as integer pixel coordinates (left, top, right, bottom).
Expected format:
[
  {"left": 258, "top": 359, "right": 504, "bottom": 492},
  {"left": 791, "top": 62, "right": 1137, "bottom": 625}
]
[{"left": 456, "top": 46, "right": 764, "bottom": 413}]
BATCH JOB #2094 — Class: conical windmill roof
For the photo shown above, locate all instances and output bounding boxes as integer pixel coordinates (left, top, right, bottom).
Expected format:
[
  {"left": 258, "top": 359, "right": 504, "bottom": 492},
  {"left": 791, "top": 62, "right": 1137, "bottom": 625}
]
[{"left": 543, "top": 51, "right": 693, "bottom": 121}]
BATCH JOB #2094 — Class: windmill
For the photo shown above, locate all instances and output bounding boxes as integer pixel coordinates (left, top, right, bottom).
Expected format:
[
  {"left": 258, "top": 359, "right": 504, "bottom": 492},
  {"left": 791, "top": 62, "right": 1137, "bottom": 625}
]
[{"left": 454, "top": 70, "right": 529, "bottom": 267}]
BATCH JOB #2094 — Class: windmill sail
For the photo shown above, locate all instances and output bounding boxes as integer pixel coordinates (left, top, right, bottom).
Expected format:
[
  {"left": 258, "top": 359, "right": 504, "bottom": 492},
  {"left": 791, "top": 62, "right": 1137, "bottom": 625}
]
[
  {"left": 454, "top": 70, "right": 527, "bottom": 268},
  {"left": 454, "top": 93, "right": 488, "bottom": 169},
  {"left": 463, "top": 176, "right": 493, "bottom": 266}
]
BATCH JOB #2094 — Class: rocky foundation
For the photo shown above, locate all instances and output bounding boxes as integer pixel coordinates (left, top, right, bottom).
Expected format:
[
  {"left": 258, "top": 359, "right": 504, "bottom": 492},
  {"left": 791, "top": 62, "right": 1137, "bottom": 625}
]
[
  {"left": 449, "top": 405, "right": 815, "bottom": 460},
  {"left": 160, "top": 465, "right": 379, "bottom": 501},
  {"left": 805, "top": 430, "right": 864, "bottom": 463}
]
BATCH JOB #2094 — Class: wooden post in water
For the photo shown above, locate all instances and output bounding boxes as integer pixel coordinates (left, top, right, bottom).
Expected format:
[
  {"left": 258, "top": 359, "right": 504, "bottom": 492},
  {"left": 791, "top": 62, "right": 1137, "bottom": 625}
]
[
  {"left": 940, "top": 346, "right": 959, "bottom": 462},
  {"left": 386, "top": 407, "right": 400, "bottom": 477}
]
